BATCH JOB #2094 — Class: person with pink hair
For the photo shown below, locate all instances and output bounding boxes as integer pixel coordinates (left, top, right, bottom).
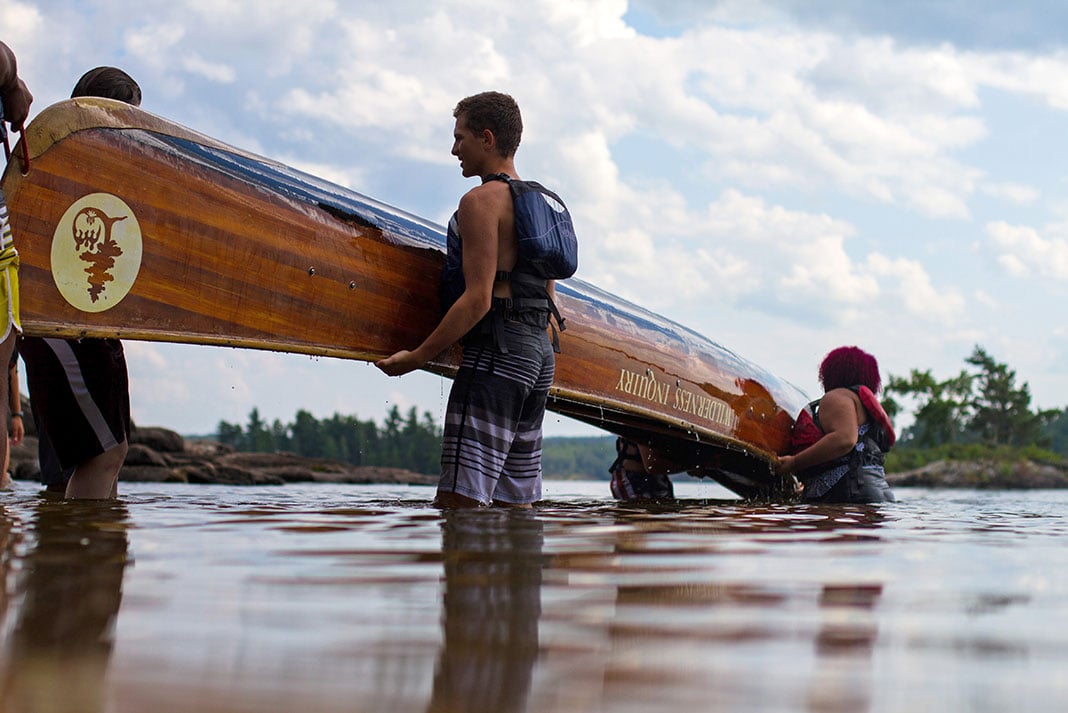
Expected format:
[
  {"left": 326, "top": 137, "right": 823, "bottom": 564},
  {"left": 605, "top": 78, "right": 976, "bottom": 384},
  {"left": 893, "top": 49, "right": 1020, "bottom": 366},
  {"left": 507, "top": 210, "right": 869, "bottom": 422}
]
[{"left": 776, "top": 346, "right": 896, "bottom": 503}]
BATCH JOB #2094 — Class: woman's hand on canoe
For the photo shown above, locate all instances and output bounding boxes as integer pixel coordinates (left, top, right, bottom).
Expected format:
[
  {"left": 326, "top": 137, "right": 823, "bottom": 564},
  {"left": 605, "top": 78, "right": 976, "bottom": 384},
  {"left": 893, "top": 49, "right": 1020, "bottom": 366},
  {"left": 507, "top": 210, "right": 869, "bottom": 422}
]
[{"left": 376, "top": 350, "right": 422, "bottom": 377}]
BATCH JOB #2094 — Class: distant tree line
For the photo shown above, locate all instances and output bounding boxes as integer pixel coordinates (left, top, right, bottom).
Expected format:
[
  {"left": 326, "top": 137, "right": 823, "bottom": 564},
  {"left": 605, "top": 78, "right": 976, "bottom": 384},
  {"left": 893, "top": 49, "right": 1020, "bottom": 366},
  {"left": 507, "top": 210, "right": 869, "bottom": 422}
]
[
  {"left": 216, "top": 406, "right": 618, "bottom": 480},
  {"left": 216, "top": 405, "right": 442, "bottom": 475},
  {"left": 216, "top": 345, "right": 1067, "bottom": 480},
  {"left": 884, "top": 345, "right": 1068, "bottom": 469},
  {"left": 540, "top": 436, "right": 617, "bottom": 480}
]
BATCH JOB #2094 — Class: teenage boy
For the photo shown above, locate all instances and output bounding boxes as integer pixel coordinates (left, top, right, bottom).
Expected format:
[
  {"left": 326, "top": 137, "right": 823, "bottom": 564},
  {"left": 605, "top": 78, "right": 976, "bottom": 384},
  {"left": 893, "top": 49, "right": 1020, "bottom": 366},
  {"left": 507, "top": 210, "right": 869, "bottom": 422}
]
[
  {"left": 19, "top": 67, "right": 140, "bottom": 499},
  {"left": 377, "top": 92, "right": 555, "bottom": 508}
]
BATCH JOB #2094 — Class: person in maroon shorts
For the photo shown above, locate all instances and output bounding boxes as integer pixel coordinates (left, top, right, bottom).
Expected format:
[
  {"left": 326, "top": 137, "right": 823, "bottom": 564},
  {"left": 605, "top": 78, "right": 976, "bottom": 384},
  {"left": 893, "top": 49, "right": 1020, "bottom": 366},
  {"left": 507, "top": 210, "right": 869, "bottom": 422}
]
[{"left": 19, "top": 67, "right": 141, "bottom": 499}]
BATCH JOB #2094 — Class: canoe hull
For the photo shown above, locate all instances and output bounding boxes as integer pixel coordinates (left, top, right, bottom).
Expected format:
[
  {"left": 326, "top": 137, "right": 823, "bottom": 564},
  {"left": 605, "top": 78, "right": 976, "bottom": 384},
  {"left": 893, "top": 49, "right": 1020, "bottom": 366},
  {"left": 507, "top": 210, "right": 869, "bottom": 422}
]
[{"left": 2, "top": 99, "right": 807, "bottom": 498}]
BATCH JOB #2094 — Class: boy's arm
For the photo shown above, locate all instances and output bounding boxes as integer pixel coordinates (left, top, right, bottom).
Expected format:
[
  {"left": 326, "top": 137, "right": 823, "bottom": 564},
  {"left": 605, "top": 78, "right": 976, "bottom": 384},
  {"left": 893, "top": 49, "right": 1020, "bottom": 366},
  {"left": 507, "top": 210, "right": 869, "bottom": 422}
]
[{"left": 376, "top": 186, "right": 502, "bottom": 376}]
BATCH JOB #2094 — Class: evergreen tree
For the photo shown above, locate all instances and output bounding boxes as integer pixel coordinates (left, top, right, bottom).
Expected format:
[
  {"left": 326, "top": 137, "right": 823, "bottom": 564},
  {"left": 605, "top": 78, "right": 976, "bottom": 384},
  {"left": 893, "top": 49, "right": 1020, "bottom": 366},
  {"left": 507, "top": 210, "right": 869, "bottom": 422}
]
[
  {"left": 1044, "top": 408, "right": 1068, "bottom": 455},
  {"left": 290, "top": 409, "right": 325, "bottom": 457},
  {"left": 322, "top": 413, "right": 366, "bottom": 463},
  {"left": 403, "top": 408, "right": 441, "bottom": 475},
  {"left": 965, "top": 346, "right": 1045, "bottom": 447},
  {"left": 270, "top": 418, "right": 290, "bottom": 452},
  {"left": 216, "top": 420, "right": 245, "bottom": 450},
  {"left": 316, "top": 413, "right": 340, "bottom": 461},
  {"left": 355, "top": 419, "right": 380, "bottom": 467},
  {"left": 245, "top": 408, "right": 274, "bottom": 452},
  {"left": 380, "top": 405, "right": 404, "bottom": 465},
  {"left": 885, "top": 369, "right": 973, "bottom": 447}
]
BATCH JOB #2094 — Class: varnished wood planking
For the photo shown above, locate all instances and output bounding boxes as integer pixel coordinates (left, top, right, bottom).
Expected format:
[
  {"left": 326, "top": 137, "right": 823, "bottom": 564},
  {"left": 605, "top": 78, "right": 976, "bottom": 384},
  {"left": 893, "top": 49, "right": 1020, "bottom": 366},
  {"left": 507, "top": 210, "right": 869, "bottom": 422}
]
[{"left": 12, "top": 130, "right": 441, "bottom": 357}]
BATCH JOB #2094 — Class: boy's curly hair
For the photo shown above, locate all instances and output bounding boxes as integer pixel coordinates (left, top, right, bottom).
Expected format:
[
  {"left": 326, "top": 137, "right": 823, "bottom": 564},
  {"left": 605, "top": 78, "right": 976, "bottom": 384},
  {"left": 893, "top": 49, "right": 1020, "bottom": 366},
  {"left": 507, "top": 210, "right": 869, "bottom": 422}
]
[{"left": 454, "top": 91, "right": 522, "bottom": 157}]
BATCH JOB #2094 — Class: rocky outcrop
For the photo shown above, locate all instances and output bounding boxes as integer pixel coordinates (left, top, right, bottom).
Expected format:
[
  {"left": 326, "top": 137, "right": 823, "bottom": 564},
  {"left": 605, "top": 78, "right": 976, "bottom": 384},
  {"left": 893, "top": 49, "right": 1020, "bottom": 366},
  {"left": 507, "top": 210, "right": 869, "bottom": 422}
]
[
  {"left": 887, "top": 458, "right": 1068, "bottom": 489},
  {"left": 8, "top": 425, "right": 437, "bottom": 487}
]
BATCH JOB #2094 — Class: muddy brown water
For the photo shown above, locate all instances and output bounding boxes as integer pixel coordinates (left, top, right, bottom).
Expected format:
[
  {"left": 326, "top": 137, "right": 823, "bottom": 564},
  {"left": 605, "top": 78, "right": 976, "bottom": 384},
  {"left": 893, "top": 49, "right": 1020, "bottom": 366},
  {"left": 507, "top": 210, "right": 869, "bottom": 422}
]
[{"left": 1, "top": 480, "right": 1066, "bottom": 712}]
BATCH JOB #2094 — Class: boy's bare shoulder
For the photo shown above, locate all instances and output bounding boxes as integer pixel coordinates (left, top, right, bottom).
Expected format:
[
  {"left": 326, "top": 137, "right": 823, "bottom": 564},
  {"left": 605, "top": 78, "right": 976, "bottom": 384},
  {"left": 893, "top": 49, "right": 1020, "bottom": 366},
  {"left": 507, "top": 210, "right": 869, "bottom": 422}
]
[{"left": 459, "top": 180, "right": 511, "bottom": 210}]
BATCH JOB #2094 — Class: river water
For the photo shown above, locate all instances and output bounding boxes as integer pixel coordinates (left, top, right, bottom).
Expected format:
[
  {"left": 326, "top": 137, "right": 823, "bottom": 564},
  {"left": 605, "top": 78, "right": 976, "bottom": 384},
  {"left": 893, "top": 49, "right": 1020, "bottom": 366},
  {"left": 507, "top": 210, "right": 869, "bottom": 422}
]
[{"left": 0, "top": 479, "right": 1066, "bottom": 713}]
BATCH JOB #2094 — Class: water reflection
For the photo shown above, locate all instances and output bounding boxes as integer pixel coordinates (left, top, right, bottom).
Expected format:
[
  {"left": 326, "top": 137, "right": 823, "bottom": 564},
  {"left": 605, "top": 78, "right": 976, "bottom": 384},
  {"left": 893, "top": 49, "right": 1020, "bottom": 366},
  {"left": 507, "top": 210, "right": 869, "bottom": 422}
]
[
  {"left": 427, "top": 509, "right": 544, "bottom": 713},
  {"left": 0, "top": 500, "right": 131, "bottom": 713},
  {"left": 601, "top": 500, "right": 890, "bottom": 542},
  {"left": 572, "top": 501, "right": 892, "bottom": 712},
  {"left": 807, "top": 584, "right": 882, "bottom": 713}
]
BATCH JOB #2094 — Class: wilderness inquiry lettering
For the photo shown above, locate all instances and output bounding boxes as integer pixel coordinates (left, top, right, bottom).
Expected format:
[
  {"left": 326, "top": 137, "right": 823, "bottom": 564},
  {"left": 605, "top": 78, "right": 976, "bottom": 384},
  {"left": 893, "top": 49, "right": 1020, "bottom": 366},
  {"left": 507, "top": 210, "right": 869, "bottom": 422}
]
[{"left": 615, "top": 368, "right": 738, "bottom": 431}]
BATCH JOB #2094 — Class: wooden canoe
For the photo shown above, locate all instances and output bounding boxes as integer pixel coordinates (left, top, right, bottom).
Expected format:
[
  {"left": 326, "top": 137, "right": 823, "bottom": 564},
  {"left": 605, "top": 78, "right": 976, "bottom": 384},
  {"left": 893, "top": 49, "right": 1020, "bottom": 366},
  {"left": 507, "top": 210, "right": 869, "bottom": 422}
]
[{"left": 1, "top": 98, "right": 807, "bottom": 498}]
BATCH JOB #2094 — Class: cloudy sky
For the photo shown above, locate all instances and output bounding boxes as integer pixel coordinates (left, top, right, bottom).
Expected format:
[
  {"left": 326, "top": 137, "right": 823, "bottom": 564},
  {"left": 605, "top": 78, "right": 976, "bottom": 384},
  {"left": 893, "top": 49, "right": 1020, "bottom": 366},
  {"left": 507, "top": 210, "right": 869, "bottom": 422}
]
[{"left": 4, "top": 0, "right": 1068, "bottom": 437}]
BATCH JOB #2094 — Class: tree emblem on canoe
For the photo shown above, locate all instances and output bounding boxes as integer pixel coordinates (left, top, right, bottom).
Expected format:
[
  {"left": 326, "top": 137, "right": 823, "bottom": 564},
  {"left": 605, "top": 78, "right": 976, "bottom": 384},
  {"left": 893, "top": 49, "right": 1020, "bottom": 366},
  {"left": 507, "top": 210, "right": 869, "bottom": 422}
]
[
  {"left": 72, "top": 207, "right": 126, "bottom": 302},
  {"left": 51, "top": 193, "right": 143, "bottom": 313}
]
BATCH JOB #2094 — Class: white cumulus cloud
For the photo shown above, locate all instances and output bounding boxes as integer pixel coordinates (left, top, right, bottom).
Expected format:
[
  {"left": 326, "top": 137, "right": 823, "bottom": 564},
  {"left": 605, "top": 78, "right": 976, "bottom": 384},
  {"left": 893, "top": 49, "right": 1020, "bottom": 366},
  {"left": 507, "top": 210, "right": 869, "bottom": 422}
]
[{"left": 988, "top": 221, "right": 1068, "bottom": 280}]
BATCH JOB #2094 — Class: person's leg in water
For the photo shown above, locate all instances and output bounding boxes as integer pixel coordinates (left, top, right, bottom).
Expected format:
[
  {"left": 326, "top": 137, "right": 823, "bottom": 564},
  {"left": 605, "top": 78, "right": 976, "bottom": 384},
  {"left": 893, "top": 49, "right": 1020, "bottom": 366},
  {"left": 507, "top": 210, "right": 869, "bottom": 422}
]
[
  {"left": 65, "top": 439, "right": 127, "bottom": 499},
  {"left": 20, "top": 336, "right": 129, "bottom": 500},
  {"left": 609, "top": 437, "right": 675, "bottom": 501},
  {"left": 0, "top": 334, "right": 12, "bottom": 488},
  {"left": 436, "top": 324, "right": 549, "bottom": 509},
  {"left": 35, "top": 425, "right": 73, "bottom": 494}
]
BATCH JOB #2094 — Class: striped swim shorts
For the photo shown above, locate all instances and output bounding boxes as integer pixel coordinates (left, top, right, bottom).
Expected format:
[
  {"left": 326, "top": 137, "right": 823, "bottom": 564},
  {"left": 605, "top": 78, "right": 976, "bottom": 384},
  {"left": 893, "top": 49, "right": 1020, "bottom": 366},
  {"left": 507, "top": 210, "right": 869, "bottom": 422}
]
[{"left": 439, "top": 321, "right": 555, "bottom": 505}]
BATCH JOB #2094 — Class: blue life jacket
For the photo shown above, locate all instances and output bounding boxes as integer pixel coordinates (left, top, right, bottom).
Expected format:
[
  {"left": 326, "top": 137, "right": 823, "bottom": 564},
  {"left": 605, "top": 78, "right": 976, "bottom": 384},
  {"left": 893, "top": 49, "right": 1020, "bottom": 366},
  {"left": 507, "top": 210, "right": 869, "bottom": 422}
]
[
  {"left": 438, "top": 174, "right": 576, "bottom": 352},
  {"left": 488, "top": 173, "right": 578, "bottom": 280}
]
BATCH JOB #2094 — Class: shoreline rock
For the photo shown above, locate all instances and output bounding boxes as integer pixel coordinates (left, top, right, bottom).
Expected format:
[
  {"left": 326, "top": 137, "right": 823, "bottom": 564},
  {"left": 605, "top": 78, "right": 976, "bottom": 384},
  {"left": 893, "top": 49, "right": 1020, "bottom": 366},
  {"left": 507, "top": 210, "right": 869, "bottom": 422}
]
[
  {"left": 887, "top": 458, "right": 1068, "bottom": 489},
  {"left": 9, "top": 425, "right": 437, "bottom": 487}
]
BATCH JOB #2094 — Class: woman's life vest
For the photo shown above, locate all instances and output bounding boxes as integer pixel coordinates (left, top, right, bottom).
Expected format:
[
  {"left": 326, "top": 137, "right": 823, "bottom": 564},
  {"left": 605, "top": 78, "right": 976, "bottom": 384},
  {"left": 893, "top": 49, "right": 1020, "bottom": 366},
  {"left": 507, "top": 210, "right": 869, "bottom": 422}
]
[
  {"left": 439, "top": 174, "right": 577, "bottom": 353},
  {"left": 789, "top": 385, "right": 896, "bottom": 503},
  {"left": 790, "top": 385, "right": 895, "bottom": 453}
]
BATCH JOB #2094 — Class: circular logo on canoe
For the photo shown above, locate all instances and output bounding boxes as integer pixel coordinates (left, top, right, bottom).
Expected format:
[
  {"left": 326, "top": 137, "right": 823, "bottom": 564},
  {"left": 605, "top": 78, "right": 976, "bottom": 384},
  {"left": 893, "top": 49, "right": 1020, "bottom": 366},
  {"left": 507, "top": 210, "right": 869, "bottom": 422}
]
[{"left": 51, "top": 193, "right": 143, "bottom": 313}]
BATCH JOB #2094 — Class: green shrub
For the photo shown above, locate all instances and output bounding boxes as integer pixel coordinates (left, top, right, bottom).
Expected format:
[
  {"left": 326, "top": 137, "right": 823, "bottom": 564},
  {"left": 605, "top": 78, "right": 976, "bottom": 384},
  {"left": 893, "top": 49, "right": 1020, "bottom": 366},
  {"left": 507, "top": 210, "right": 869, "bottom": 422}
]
[{"left": 886, "top": 443, "right": 1066, "bottom": 472}]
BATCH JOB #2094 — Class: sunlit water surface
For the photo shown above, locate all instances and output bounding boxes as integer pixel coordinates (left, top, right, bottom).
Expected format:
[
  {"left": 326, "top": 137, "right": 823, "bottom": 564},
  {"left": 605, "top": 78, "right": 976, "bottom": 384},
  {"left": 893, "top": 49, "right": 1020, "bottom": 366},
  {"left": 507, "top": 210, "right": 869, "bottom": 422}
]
[{"left": 1, "top": 480, "right": 1067, "bottom": 713}]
